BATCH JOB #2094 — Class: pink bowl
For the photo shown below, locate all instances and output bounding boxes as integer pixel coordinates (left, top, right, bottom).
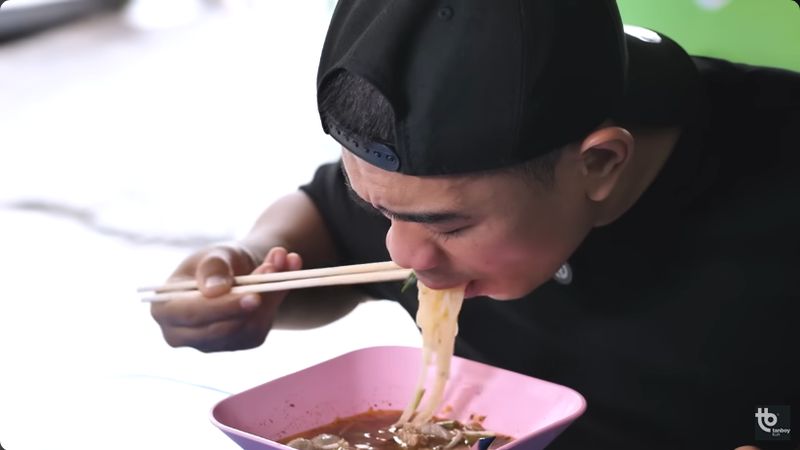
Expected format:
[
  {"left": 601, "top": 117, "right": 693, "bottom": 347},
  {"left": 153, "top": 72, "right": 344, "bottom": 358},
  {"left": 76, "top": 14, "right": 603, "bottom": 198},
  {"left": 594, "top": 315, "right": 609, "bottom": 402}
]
[{"left": 211, "top": 345, "right": 586, "bottom": 450}]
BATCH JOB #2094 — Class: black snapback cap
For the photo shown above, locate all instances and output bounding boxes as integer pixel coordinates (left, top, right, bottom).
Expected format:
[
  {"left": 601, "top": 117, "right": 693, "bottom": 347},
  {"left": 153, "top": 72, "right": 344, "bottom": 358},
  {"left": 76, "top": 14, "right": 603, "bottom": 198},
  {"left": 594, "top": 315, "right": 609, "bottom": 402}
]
[{"left": 317, "top": 0, "right": 700, "bottom": 176}]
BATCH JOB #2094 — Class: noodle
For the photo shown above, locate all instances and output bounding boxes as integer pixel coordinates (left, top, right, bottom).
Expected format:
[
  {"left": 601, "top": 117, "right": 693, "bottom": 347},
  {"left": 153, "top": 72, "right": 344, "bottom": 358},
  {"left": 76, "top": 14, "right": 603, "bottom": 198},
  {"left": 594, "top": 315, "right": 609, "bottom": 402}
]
[
  {"left": 397, "top": 281, "right": 466, "bottom": 426},
  {"left": 282, "top": 280, "right": 506, "bottom": 450}
]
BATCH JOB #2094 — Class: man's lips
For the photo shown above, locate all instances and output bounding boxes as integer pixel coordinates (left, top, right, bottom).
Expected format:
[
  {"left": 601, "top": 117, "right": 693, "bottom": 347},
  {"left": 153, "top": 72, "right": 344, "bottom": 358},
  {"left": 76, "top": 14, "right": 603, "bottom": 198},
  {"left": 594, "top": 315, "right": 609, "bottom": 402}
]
[
  {"left": 414, "top": 273, "right": 466, "bottom": 290},
  {"left": 415, "top": 273, "right": 480, "bottom": 295}
]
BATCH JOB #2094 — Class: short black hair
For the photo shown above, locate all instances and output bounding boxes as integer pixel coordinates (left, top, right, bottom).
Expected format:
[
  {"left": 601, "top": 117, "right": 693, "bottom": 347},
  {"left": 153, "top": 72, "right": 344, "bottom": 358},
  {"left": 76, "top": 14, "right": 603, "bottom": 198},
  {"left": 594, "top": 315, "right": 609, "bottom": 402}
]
[
  {"left": 318, "top": 70, "right": 563, "bottom": 185},
  {"left": 318, "top": 70, "right": 395, "bottom": 145}
]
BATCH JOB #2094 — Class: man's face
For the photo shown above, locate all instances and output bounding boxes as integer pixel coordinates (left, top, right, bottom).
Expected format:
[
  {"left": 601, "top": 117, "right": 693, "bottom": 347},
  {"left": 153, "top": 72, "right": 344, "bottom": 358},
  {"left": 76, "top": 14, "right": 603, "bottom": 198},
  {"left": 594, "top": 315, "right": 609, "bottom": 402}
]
[{"left": 341, "top": 148, "right": 594, "bottom": 300}]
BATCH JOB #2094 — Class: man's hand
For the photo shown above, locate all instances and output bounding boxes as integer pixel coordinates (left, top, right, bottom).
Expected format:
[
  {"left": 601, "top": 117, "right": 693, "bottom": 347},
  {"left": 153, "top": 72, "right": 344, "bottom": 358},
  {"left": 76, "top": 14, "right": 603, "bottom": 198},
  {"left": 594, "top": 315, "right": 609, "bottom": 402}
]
[{"left": 150, "top": 245, "right": 302, "bottom": 352}]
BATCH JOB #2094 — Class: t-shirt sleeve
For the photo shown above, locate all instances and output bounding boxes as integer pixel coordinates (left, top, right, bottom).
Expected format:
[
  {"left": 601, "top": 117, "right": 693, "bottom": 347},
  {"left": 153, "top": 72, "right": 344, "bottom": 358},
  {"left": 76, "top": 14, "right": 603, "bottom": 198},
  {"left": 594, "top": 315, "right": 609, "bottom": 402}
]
[{"left": 298, "top": 160, "right": 392, "bottom": 267}]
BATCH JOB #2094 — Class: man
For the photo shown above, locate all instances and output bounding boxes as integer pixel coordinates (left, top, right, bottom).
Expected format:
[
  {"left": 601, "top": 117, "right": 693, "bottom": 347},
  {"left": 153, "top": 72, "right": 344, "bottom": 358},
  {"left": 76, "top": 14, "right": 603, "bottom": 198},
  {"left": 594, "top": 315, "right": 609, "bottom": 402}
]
[{"left": 151, "top": 1, "right": 799, "bottom": 448}]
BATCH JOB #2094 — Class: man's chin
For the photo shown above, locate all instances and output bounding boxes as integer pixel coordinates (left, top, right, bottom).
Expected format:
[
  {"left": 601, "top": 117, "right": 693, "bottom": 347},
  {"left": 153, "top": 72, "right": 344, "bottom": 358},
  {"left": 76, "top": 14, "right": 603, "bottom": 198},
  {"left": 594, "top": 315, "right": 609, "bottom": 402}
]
[
  {"left": 465, "top": 282, "right": 528, "bottom": 301},
  {"left": 483, "top": 292, "right": 527, "bottom": 301}
]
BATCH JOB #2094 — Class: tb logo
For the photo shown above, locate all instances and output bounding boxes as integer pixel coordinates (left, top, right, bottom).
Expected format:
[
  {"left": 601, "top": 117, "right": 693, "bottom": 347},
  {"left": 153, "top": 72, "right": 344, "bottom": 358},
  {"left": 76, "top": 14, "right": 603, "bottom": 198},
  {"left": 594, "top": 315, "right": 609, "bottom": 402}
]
[
  {"left": 755, "top": 407, "right": 778, "bottom": 433},
  {"left": 754, "top": 405, "right": 791, "bottom": 441}
]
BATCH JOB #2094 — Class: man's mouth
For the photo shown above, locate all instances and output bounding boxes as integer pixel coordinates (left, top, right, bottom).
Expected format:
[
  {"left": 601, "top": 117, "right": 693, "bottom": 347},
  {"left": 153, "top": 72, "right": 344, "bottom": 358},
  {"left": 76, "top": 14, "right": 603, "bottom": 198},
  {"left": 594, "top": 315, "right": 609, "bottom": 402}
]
[
  {"left": 415, "top": 273, "right": 482, "bottom": 297},
  {"left": 414, "top": 273, "right": 466, "bottom": 291}
]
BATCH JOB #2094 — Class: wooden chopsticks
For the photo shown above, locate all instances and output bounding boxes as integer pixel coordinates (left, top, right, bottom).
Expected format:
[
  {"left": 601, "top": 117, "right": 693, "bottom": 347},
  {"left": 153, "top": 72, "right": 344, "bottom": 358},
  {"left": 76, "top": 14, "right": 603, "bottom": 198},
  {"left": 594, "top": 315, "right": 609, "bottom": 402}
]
[{"left": 138, "top": 261, "right": 411, "bottom": 303}]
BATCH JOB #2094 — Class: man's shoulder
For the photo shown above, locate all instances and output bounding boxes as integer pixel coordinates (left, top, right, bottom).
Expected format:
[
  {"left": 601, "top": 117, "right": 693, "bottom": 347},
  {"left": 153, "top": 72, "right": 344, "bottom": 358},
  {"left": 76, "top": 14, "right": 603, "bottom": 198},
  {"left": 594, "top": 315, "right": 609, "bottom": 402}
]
[
  {"left": 691, "top": 55, "right": 800, "bottom": 81},
  {"left": 691, "top": 56, "right": 800, "bottom": 113},
  {"left": 685, "top": 55, "right": 800, "bottom": 174}
]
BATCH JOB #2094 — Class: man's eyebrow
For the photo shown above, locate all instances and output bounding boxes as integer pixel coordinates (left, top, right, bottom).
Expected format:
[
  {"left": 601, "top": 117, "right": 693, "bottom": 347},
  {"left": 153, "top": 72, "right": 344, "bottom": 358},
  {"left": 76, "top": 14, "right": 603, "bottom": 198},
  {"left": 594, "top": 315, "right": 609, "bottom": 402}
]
[
  {"left": 345, "top": 183, "right": 383, "bottom": 217},
  {"left": 340, "top": 165, "right": 470, "bottom": 225}
]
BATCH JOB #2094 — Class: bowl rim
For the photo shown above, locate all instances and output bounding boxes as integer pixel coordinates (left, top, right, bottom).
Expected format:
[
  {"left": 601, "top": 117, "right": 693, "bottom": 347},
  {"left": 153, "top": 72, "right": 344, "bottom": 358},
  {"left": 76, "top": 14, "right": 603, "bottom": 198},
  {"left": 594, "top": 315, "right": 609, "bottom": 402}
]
[{"left": 209, "top": 345, "right": 587, "bottom": 450}]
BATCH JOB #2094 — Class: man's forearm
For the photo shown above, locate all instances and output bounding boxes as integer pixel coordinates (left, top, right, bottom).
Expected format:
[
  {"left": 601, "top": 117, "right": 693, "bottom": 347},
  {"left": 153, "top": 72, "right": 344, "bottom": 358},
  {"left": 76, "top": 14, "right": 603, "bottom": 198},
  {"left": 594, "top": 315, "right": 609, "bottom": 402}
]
[{"left": 239, "top": 190, "right": 339, "bottom": 269}]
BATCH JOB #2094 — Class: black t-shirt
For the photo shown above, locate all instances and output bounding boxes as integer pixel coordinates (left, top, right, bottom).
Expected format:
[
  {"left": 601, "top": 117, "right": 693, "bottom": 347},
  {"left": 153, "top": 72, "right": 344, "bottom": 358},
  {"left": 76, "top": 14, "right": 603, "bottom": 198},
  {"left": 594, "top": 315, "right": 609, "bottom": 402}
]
[{"left": 299, "top": 57, "right": 800, "bottom": 450}]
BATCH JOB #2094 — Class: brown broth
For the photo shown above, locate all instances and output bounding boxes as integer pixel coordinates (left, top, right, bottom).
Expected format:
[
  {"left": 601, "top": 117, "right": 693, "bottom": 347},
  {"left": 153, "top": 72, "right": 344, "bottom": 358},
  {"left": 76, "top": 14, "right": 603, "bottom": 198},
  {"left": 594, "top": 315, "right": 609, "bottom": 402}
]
[{"left": 280, "top": 410, "right": 513, "bottom": 450}]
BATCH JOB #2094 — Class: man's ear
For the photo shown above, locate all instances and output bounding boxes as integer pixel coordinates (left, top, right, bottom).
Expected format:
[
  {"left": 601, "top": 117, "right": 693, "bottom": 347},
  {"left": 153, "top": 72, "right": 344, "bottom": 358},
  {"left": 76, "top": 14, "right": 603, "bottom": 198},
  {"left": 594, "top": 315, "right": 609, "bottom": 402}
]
[{"left": 578, "top": 126, "right": 633, "bottom": 202}]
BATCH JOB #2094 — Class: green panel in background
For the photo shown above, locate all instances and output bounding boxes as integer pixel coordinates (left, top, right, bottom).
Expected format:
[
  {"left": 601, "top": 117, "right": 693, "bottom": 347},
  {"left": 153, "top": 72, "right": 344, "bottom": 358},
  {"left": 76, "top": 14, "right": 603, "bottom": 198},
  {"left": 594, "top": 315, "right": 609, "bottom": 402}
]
[{"left": 617, "top": 0, "right": 800, "bottom": 71}]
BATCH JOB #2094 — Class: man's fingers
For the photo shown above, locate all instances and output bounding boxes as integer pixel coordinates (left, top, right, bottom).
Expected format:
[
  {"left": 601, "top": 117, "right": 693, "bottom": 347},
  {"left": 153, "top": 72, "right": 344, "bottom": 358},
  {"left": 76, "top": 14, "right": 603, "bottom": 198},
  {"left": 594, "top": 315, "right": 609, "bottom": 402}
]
[
  {"left": 270, "top": 247, "right": 287, "bottom": 269},
  {"left": 286, "top": 252, "right": 303, "bottom": 271},
  {"left": 195, "top": 248, "right": 236, "bottom": 297},
  {"left": 152, "top": 295, "right": 251, "bottom": 328},
  {"left": 253, "top": 247, "right": 289, "bottom": 274},
  {"left": 239, "top": 294, "right": 261, "bottom": 311},
  {"left": 161, "top": 317, "right": 250, "bottom": 351},
  {"left": 253, "top": 247, "right": 303, "bottom": 273},
  {"left": 157, "top": 247, "right": 305, "bottom": 325},
  {"left": 244, "top": 249, "right": 303, "bottom": 310}
]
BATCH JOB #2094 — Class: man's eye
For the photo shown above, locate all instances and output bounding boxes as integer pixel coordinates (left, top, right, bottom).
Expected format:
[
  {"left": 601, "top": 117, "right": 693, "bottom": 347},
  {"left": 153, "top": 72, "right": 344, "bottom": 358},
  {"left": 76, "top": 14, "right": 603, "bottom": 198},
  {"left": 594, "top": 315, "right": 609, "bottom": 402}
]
[{"left": 431, "top": 226, "right": 470, "bottom": 240}]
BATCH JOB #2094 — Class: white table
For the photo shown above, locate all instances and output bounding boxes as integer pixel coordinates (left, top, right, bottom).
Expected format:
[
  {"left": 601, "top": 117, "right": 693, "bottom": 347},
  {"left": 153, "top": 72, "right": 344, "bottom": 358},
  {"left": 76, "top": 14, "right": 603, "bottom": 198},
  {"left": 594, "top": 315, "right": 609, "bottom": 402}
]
[{"left": 0, "top": 4, "right": 421, "bottom": 449}]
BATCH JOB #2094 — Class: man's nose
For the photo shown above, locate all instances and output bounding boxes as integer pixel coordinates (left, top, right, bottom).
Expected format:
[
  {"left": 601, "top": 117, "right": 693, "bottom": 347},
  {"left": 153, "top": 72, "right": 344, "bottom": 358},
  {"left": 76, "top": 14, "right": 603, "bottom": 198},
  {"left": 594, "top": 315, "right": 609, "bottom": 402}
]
[{"left": 385, "top": 220, "right": 440, "bottom": 272}]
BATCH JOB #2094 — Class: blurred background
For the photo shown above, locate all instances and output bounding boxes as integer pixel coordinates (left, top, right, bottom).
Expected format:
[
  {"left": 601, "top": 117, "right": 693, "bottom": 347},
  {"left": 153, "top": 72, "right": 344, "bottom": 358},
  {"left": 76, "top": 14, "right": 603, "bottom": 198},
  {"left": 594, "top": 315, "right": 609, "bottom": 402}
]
[{"left": 0, "top": 1, "right": 797, "bottom": 449}]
